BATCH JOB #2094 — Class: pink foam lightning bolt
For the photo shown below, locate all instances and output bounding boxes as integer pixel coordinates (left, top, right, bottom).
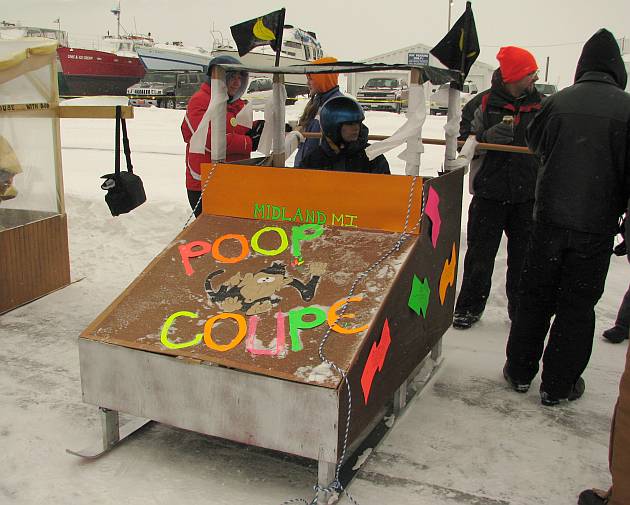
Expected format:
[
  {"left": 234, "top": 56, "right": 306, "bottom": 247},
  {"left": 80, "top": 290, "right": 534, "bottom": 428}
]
[
  {"left": 425, "top": 186, "right": 442, "bottom": 248},
  {"left": 360, "top": 319, "right": 392, "bottom": 405}
]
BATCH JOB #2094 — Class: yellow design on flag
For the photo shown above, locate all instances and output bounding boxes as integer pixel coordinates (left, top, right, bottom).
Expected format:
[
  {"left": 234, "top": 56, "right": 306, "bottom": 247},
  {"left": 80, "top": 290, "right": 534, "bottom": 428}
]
[
  {"left": 458, "top": 29, "right": 477, "bottom": 58},
  {"left": 253, "top": 18, "right": 276, "bottom": 41}
]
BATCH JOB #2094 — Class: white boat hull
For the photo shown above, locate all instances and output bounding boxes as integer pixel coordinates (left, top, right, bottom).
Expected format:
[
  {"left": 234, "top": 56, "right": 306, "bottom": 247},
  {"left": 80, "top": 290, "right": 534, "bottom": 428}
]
[
  {"left": 137, "top": 46, "right": 310, "bottom": 96},
  {"left": 136, "top": 46, "right": 211, "bottom": 71}
]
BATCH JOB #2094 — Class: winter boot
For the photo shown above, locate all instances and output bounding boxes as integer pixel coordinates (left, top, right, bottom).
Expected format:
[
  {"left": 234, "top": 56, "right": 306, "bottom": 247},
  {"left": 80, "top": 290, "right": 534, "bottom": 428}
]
[
  {"left": 603, "top": 325, "right": 629, "bottom": 344},
  {"left": 452, "top": 310, "right": 482, "bottom": 330},
  {"left": 540, "top": 377, "right": 585, "bottom": 406},
  {"left": 502, "top": 363, "right": 530, "bottom": 393},
  {"left": 578, "top": 489, "right": 609, "bottom": 505}
]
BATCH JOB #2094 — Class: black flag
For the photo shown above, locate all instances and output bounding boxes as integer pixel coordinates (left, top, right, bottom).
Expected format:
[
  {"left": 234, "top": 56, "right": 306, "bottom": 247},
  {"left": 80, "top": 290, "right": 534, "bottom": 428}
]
[
  {"left": 430, "top": 1, "right": 479, "bottom": 84},
  {"left": 230, "top": 9, "right": 286, "bottom": 58}
]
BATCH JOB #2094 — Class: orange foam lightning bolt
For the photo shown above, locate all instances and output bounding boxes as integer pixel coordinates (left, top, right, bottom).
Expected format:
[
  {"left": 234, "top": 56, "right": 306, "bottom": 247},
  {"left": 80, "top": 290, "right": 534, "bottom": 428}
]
[
  {"left": 439, "top": 243, "right": 457, "bottom": 305},
  {"left": 360, "top": 319, "right": 392, "bottom": 405}
]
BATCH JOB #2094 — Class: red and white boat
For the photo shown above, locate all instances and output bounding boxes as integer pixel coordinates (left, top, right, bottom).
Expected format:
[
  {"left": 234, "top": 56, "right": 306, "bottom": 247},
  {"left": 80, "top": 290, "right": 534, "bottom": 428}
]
[
  {"left": 57, "top": 34, "right": 153, "bottom": 96},
  {"left": 1, "top": 6, "right": 153, "bottom": 97}
]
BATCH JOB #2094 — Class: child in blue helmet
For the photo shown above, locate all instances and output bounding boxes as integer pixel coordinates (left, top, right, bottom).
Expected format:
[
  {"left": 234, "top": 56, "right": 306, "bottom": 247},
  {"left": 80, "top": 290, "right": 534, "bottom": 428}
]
[{"left": 299, "top": 96, "right": 390, "bottom": 175}]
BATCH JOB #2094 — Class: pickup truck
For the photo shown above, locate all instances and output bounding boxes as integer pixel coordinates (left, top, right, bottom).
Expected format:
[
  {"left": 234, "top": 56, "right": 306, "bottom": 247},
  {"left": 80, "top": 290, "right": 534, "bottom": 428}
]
[
  {"left": 127, "top": 70, "right": 205, "bottom": 109},
  {"left": 429, "top": 81, "right": 478, "bottom": 115},
  {"left": 356, "top": 77, "right": 409, "bottom": 113},
  {"left": 535, "top": 82, "right": 558, "bottom": 97}
]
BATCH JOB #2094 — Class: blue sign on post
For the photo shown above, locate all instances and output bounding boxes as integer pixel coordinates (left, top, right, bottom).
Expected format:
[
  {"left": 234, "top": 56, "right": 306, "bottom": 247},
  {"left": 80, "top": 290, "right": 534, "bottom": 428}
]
[{"left": 408, "top": 52, "right": 429, "bottom": 66}]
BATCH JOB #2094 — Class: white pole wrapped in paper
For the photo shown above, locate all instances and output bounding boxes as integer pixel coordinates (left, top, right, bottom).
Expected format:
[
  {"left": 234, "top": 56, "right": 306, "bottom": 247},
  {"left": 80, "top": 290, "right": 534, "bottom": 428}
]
[
  {"left": 443, "top": 85, "right": 462, "bottom": 170},
  {"left": 364, "top": 71, "right": 426, "bottom": 175}
]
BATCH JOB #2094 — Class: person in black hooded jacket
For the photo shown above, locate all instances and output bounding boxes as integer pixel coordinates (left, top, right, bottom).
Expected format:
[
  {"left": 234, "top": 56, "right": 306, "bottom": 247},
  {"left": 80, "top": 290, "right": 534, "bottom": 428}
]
[
  {"left": 504, "top": 29, "right": 630, "bottom": 407},
  {"left": 452, "top": 47, "right": 543, "bottom": 329},
  {"left": 300, "top": 96, "right": 390, "bottom": 175}
]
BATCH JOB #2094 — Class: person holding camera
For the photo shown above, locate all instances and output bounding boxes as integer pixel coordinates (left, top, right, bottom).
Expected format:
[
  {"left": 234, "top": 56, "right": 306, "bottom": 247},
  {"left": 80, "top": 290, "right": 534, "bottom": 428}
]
[
  {"left": 452, "top": 46, "right": 542, "bottom": 329},
  {"left": 181, "top": 55, "right": 262, "bottom": 217}
]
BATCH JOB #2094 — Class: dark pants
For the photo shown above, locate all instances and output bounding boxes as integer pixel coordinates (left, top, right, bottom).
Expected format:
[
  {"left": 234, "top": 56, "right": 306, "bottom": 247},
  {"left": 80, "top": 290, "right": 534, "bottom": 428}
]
[
  {"left": 455, "top": 196, "right": 534, "bottom": 317},
  {"left": 614, "top": 285, "right": 630, "bottom": 330},
  {"left": 187, "top": 189, "right": 202, "bottom": 217},
  {"left": 506, "top": 222, "right": 613, "bottom": 398}
]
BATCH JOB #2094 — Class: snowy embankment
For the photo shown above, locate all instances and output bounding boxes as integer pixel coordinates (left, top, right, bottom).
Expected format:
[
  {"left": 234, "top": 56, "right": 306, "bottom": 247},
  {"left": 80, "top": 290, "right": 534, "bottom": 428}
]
[{"left": 0, "top": 98, "right": 626, "bottom": 505}]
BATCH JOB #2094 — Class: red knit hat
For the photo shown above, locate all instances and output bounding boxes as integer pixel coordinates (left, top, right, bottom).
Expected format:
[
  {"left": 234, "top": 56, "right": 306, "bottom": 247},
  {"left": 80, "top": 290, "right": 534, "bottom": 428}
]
[{"left": 496, "top": 46, "right": 538, "bottom": 83}]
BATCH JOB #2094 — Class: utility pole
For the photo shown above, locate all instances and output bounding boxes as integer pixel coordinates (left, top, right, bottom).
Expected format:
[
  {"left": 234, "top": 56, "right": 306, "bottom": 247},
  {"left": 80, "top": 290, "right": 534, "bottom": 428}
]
[
  {"left": 447, "top": 0, "right": 454, "bottom": 30},
  {"left": 544, "top": 56, "right": 549, "bottom": 82}
]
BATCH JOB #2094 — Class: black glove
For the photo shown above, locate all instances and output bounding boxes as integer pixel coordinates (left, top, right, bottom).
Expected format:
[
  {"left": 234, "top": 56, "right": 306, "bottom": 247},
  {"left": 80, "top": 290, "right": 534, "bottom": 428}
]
[
  {"left": 481, "top": 121, "right": 514, "bottom": 145},
  {"left": 285, "top": 123, "right": 293, "bottom": 133},
  {"left": 245, "top": 120, "right": 265, "bottom": 151}
]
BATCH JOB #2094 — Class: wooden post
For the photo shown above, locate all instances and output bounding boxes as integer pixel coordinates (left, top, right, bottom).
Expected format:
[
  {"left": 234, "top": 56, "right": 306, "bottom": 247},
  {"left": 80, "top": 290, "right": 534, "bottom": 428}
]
[
  {"left": 50, "top": 52, "right": 66, "bottom": 214},
  {"left": 271, "top": 73, "right": 286, "bottom": 167},
  {"left": 302, "top": 132, "right": 531, "bottom": 154}
]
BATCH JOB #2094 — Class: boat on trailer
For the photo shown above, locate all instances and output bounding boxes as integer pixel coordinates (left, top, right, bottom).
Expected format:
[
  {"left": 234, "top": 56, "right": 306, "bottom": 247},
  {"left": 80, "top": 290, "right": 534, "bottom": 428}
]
[{"left": 136, "top": 26, "right": 323, "bottom": 98}]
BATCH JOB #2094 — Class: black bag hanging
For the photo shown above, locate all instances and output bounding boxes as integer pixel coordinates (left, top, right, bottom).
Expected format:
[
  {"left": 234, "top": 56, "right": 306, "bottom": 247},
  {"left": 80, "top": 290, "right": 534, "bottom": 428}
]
[{"left": 101, "top": 106, "right": 146, "bottom": 216}]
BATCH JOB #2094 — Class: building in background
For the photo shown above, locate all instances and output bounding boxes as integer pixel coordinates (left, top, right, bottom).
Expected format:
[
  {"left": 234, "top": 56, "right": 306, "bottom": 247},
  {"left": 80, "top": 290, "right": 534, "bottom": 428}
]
[{"left": 346, "top": 42, "right": 494, "bottom": 97}]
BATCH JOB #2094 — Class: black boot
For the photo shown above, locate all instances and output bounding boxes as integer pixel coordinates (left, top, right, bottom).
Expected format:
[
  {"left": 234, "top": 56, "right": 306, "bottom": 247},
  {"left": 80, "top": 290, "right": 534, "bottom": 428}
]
[
  {"left": 578, "top": 489, "right": 608, "bottom": 504},
  {"left": 540, "top": 377, "right": 585, "bottom": 406},
  {"left": 502, "top": 363, "right": 530, "bottom": 393},
  {"left": 452, "top": 310, "right": 482, "bottom": 330},
  {"left": 603, "top": 325, "right": 629, "bottom": 344}
]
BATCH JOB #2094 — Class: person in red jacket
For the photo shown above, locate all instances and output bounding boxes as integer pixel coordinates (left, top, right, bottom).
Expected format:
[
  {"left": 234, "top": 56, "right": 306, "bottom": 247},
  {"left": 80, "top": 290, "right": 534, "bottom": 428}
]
[{"left": 181, "top": 55, "right": 259, "bottom": 216}]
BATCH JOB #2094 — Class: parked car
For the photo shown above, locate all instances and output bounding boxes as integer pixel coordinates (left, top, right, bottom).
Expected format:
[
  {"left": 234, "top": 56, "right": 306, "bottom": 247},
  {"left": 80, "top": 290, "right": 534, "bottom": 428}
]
[
  {"left": 241, "top": 77, "right": 274, "bottom": 110},
  {"left": 535, "top": 82, "right": 558, "bottom": 97},
  {"left": 429, "top": 81, "right": 478, "bottom": 115},
  {"left": 127, "top": 70, "right": 204, "bottom": 109},
  {"left": 356, "top": 77, "right": 409, "bottom": 113}
]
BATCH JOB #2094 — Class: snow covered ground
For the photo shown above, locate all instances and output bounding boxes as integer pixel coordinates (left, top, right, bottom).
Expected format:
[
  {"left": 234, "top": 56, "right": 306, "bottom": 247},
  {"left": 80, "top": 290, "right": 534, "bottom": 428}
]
[{"left": 0, "top": 99, "right": 627, "bottom": 505}]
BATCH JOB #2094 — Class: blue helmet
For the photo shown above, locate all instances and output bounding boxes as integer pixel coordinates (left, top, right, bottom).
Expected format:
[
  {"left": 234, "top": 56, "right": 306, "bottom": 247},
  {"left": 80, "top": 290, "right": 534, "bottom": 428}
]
[
  {"left": 319, "top": 96, "right": 365, "bottom": 144},
  {"left": 206, "top": 55, "right": 248, "bottom": 103}
]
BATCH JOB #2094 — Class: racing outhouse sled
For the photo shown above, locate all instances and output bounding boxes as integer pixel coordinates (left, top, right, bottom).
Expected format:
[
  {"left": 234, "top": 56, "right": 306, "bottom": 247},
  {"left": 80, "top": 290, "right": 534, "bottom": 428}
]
[
  {"left": 71, "top": 62, "right": 466, "bottom": 498},
  {"left": 0, "top": 38, "right": 133, "bottom": 314}
]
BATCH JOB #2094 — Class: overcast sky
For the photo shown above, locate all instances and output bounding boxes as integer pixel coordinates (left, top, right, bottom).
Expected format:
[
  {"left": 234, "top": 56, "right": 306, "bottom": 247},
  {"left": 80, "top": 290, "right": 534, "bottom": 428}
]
[{"left": 4, "top": 0, "right": 629, "bottom": 89}]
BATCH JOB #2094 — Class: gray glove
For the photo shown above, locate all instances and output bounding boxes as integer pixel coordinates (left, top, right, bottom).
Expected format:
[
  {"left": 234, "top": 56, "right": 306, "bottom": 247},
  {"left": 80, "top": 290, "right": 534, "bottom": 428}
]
[{"left": 481, "top": 122, "right": 514, "bottom": 145}]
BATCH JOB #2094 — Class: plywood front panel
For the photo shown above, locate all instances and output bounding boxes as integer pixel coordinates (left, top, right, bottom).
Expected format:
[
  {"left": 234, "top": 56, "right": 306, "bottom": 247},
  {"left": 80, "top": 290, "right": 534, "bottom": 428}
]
[
  {"left": 201, "top": 164, "right": 424, "bottom": 235},
  {"left": 81, "top": 214, "right": 415, "bottom": 389},
  {"left": 0, "top": 212, "right": 70, "bottom": 314}
]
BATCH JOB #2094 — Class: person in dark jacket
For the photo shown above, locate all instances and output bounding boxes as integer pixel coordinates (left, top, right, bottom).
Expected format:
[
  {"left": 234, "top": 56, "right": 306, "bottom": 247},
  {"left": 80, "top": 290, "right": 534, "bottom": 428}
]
[
  {"left": 294, "top": 56, "right": 344, "bottom": 167},
  {"left": 453, "top": 47, "right": 542, "bottom": 329},
  {"left": 579, "top": 200, "right": 630, "bottom": 505},
  {"left": 299, "top": 96, "right": 390, "bottom": 174},
  {"left": 504, "top": 29, "right": 630, "bottom": 406}
]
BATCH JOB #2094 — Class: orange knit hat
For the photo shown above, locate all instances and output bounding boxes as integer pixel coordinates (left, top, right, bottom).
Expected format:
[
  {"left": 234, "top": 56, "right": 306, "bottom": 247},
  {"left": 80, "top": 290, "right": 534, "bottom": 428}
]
[
  {"left": 308, "top": 56, "right": 339, "bottom": 93},
  {"left": 496, "top": 46, "right": 538, "bottom": 83}
]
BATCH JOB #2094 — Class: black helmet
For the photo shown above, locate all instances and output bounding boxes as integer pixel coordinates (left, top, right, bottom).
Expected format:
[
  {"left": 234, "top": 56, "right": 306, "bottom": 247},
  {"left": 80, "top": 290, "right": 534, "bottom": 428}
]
[
  {"left": 206, "top": 55, "right": 241, "bottom": 76},
  {"left": 319, "top": 96, "right": 365, "bottom": 144},
  {"left": 206, "top": 55, "right": 249, "bottom": 103}
]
